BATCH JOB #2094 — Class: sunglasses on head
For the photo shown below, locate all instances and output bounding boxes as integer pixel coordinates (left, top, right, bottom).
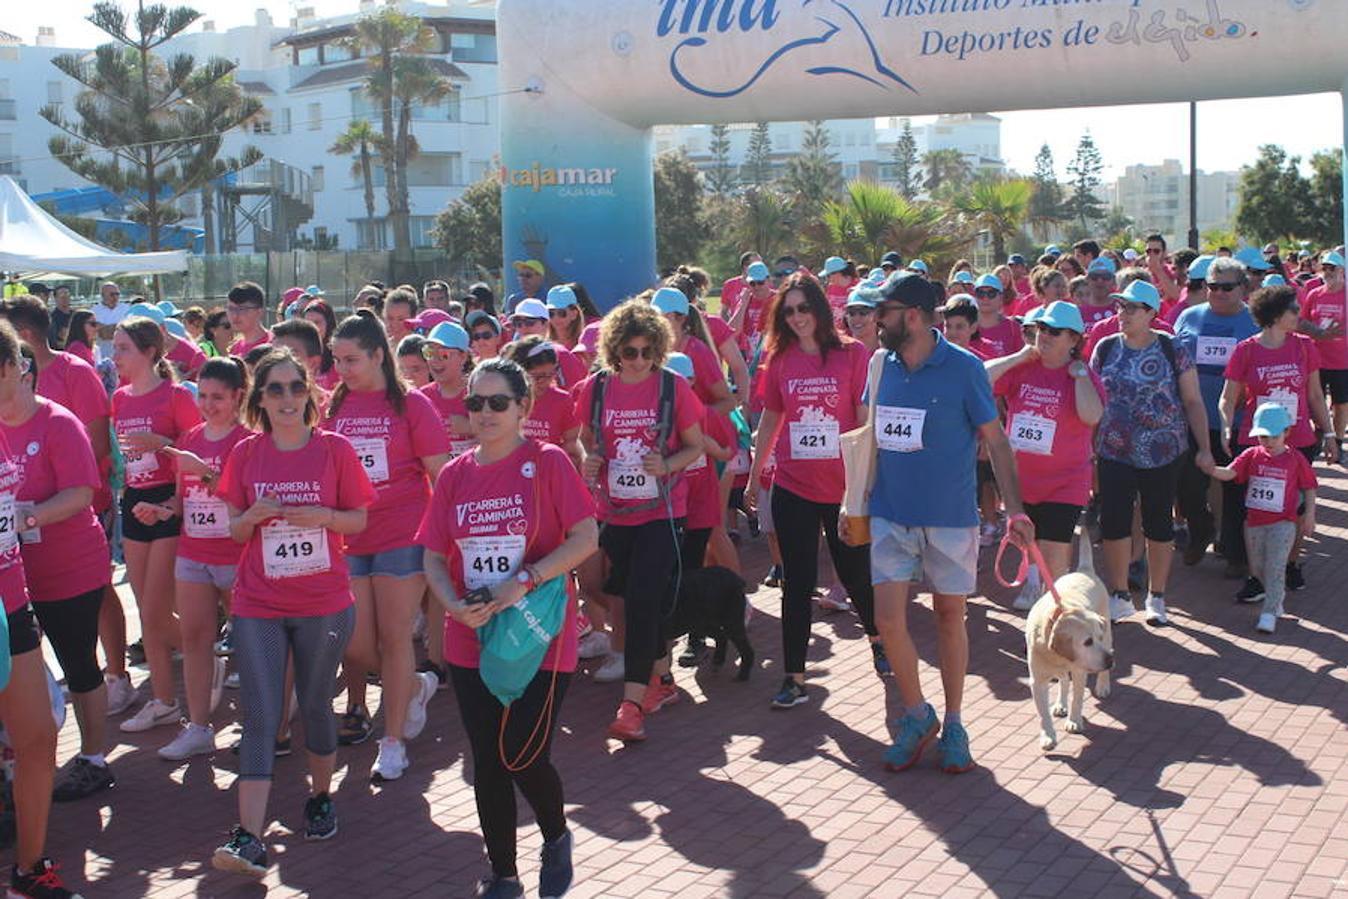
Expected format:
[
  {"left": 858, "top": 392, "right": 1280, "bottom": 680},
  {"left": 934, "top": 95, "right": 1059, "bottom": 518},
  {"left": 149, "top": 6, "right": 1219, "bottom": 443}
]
[
  {"left": 620, "top": 345, "right": 654, "bottom": 361},
  {"left": 1208, "top": 282, "right": 1242, "bottom": 293},
  {"left": 471, "top": 330, "right": 497, "bottom": 341},
  {"left": 263, "top": 379, "right": 307, "bottom": 398},
  {"left": 465, "top": 393, "right": 515, "bottom": 413}
]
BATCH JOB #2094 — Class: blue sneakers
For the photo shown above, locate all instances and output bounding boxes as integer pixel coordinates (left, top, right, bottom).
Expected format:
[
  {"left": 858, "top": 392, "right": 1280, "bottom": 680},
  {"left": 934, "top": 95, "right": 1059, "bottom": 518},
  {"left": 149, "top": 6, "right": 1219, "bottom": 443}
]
[
  {"left": 539, "top": 828, "right": 573, "bottom": 899},
  {"left": 937, "top": 722, "right": 975, "bottom": 774},
  {"left": 883, "top": 705, "right": 939, "bottom": 771}
]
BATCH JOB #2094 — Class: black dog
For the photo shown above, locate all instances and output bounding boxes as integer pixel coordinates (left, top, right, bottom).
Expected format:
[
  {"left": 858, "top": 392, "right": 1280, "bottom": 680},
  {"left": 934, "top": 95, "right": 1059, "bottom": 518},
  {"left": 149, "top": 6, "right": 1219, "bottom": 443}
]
[{"left": 663, "top": 566, "right": 755, "bottom": 680}]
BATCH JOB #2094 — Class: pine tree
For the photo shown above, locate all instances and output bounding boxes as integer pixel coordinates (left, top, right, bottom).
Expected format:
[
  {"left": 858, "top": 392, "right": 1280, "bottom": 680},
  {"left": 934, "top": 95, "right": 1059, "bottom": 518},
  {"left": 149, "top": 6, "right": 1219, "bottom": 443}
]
[
  {"left": 1235, "top": 145, "right": 1309, "bottom": 244},
  {"left": 744, "top": 122, "right": 774, "bottom": 188},
  {"left": 891, "top": 119, "right": 921, "bottom": 200},
  {"left": 783, "top": 120, "right": 841, "bottom": 210},
  {"left": 653, "top": 150, "right": 707, "bottom": 270},
  {"left": 1028, "top": 143, "right": 1066, "bottom": 239},
  {"left": 1065, "top": 132, "right": 1106, "bottom": 231},
  {"left": 707, "top": 123, "right": 735, "bottom": 196}
]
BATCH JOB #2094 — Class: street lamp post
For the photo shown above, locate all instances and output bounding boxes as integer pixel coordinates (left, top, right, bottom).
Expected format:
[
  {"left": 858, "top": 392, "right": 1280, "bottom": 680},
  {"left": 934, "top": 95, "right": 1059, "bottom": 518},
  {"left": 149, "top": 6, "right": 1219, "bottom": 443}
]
[{"left": 1188, "top": 101, "right": 1200, "bottom": 251}]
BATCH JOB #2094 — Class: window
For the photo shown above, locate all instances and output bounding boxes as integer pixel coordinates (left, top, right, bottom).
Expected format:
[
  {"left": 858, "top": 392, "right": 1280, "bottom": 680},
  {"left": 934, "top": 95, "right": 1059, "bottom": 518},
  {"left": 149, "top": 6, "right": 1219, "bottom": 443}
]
[
  {"left": 280, "top": 108, "right": 291, "bottom": 134},
  {"left": 445, "top": 91, "right": 461, "bottom": 123},
  {"left": 296, "top": 45, "right": 320, "bottom": 66},
  {"left": 405, "top": 152, "right": 461, "bottom": 187},
  {"left": 307, "top": 102, "right": 322, "bottom": 131},
  {"left": 469, "top": 159, "right": 491, "bottom": 182},
  {"left": 46, "top": 81, "right": 62, "bottom": 106},
  {"left": 311, "top": 165, "right": 324, "bottom": 192},
  {"left": 450, "top": 33, "right": 497, "bottom": 63},
  {"left": 252, "top": 110, "right": 272, "bottom": 134},
  {"left": 323, "top": 43, "right": 356, "bottom": 64},
  {"left": 356, "top": 219, "right": 386, "bottom": 250},
  {"left": 350, "top": 89, "right": 374, "bottom": 120},
  {"left": 410, "top": 215, "right": 438, "bottom": 248}
]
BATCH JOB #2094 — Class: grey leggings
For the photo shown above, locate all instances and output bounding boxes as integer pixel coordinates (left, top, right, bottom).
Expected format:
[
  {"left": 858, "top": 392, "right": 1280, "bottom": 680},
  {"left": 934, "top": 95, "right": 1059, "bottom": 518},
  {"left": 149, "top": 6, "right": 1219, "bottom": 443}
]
[
  {"left": 232, "top": 606, "right": 355, "bottom": 780},
  {"left": 1247, "top": 519, "right": 1296, "bottom": 618}
]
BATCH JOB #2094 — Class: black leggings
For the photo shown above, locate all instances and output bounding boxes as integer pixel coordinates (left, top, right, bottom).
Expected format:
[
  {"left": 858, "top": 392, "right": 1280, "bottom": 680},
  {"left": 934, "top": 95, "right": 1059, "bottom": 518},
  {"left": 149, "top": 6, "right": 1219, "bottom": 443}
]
[
  {"left": 771, "top": 485, "right": 875, "bottom": 674},
  {"left": 1097, "top": 457, "right": 1182, "bottom": 542},
  {"left": 32, "top": 588, "right": 106, "bottom": 694},
  {"left": 1177, "top": 430, "right": 1245, "bottom": 561},
  {"left": 682, "top": 527, "right": 711, "bottom": 570},
  {"left": 450, "top": 665, "right": 570, "bottom": 879},
  {"left": 600, "top": 518, "right": 683, "bottom": 687}
]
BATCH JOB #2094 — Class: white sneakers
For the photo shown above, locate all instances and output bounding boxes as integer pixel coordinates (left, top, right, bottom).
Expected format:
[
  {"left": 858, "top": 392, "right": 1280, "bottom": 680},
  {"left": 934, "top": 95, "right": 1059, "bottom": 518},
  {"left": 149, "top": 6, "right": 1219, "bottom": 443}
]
[
  {"left": 1109, "top": 593, "right": 1135, "bottom": 623},
  {"left": 577, "top": 630, "right": 611, "bottom": 660},
  {"left": 120, "top": 698, "right": 181, "bottom": 733},
  {"left": 1256, "top": 613, "right": 1277, "bottom": 634},
  {"left": 1144, "top": 593, "right": 1169, "bottom": 627},
  {"left": 105, "top": 674, "right": 137, "bottom": 717},
  {"left": 371, "top": 736, "right": 409, "bottom": 782},
  {"left": 1012, "top": 569, "right": 1043, "bottom": 611},
  {"left": 158, "top": 723, "right": 216, "bottom": 761},
  {"left": 592, "top": 653, "right": 625, "bottom": 683},
  {"left": 402, "top": 671, "right": 438, "bottom": 741}
]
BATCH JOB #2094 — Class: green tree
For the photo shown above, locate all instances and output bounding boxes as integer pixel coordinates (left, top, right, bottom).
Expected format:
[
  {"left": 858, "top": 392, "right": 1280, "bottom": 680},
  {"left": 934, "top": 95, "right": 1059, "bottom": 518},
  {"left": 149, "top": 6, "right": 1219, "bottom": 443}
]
[
  {"left": 921, "top": 148, "right": 972, "bottom": 195},
  {"left": 783, "top": 120, "right": 841, "bottom": 212},
  {"left": 431, "top": 173, "right": 501, "bottom": 279},
  {"left": 653, "top": 150, "right": 706, "bottom": 270},
  {"left": 735, "top": 188, "right": 793, "bottom": 263},
  {"left": 822, "top": 180, "right": 968, "bottom": 265},
  {"left": 953, "top": 178, "right": 1033, "bottom": 263},
  {"left": 1305, "top": 149, "right": 1343, "bottom": 248},
  {"left": 1235, "top": 145, "right": 1309, "bottom": 244},
  {"left": 41, "top": 0, "right": 261, "bottom": 289},
  {"left": 1101, "top": 205, "right": 1136, "bottom": 247},
  {"left": 330, "top": 119, "right": 383, "bottom": 243},
  {"left": 1028, "top": 143, "right": 1066, "bottom": 240},
  {"left": 1065, "top": 132, "right": 1106, "bottom": 231},
  {"left": 744, "top": 122, "right": 774, "bottom": 188},
  {"left": 706, "top": 123, "right": 735, "bottom": 197},
  {"left": 891, "top": 119, "right": 921, "bottom": 200}
]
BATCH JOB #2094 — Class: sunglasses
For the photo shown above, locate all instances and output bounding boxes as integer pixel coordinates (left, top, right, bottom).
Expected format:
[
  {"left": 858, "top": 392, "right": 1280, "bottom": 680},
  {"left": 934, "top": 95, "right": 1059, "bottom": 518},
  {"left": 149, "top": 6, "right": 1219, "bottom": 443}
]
[
  {"left": 1121, "top": 302, "right": 1154, "bottom": 314},
  {"left": 465, "top": 393, "right": 515, "bottom": 413},
  {"left": 1146, "top": 248, "right": 1164, "bottom": 255},
  {"left": 773, "top": 269, "right": 794, "bottom": 278},
  {"left": 747, "top": 280, "right": 766, "bottom": 286},
  {"left": 1209, "top": 282, "right": 1242, "bottom": 293},
  {"left": 782, "top": 303, "right": 813, "bottom": 317},
  {"left": 471, "top": 331, "right": 497, "bottom": 342},
  {"left": 1088, "top": 273, "right": 1115, "bottom": 281},
  {"left": 263, "top": 379, "right": 307, "bottom": 398},
  {"left": 512, "top": 317, "right": 547, "bottom": 327},
  {"left": 974, "top": 288, "right": 1002, "bottom": 299},
  {"left": 620, "top": 345, "right": 654, "bottom": 360},
  {"left": 548, "top": 308, "right": 570, "bottom": 318},
  {"left": 1036, "top": 324, "right": 1067, "bottom": 336},
  {"left": 421, "top": 345, "right": 457, "bottom": 361}
]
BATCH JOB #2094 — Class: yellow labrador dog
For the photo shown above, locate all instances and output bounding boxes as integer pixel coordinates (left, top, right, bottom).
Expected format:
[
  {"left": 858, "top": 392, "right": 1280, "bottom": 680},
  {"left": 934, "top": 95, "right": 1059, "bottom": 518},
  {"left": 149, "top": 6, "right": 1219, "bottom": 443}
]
[{"left": 1025, "top": 530, "right": 1114, "bottom": 751}]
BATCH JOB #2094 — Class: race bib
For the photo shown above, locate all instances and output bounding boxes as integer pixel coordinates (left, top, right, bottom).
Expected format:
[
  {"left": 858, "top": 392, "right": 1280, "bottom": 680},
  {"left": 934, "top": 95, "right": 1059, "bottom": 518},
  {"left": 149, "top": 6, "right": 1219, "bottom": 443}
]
[
  {"left": 0, "top": 494, "right": 16, "bottom": 554},
  {"left": 449, "top": 438, "right": 478, "bottom": 459},
  {"left": 1260, "top": 389, "right": 1299, "bottom": 424},
  {"left": 727, "top": 448, "right": 750, "bottom": 475},
  {"left": 608, "top": 459, "right": 659, "bottom": 500},
  {"left": 124, "top": 450, "right": 159, "bottom": 479},
  {"left": 184, "top": 493, "right": 230, "bottom": 539},
  {"left": 1245, "top": 475, "right": 1286, "bottom": 514},
  {"left": 260, "top": 523, "right": 329, "bottom": 579},
  {"left": 1195, "top": 336, "right": 1237, "bottom": 366},
  {"left": 350, "top": 437, "right": 390, "bottom": 484},
  {"left": 789, "top": 419, "right": 839, "bottom": 460},
  {"left": 686, "top": 453, "right": 708, "bottom": 472},
  {"left": 875, "top": 406, "right": 925, "bottom": 453},
  {"left": 1008, "top": 412, "right": 1057, "bottom": 456},
  {"left": 458, "top": 534, "right": 527, "bottom": 590},
  {"left": 15, "top": 501, "right": 39, "bottom": 545}
]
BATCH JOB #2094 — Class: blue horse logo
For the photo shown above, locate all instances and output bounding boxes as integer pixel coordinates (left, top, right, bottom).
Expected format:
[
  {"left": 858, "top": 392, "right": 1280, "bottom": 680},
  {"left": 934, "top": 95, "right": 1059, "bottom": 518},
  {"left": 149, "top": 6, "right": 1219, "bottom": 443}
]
[{"left": 666, "top": 0, "right": 916, "bottom": 99}]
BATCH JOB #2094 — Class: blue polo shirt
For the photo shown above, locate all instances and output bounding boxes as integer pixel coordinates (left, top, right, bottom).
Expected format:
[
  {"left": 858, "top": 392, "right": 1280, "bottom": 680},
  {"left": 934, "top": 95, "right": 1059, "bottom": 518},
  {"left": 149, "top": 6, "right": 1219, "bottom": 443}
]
[
  {"left": 1174, "top": 302, "right": 1258, "bottom": 427},
  {"left": 868, "top": 330, "right": 999, "bottom": 528}
]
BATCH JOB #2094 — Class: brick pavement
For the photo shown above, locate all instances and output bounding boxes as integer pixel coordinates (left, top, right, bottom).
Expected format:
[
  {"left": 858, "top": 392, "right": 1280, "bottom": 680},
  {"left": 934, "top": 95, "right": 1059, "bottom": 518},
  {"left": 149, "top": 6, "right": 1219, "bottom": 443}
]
[{"left": 36, "top": 463, "right": 1348, "bottom": 897}]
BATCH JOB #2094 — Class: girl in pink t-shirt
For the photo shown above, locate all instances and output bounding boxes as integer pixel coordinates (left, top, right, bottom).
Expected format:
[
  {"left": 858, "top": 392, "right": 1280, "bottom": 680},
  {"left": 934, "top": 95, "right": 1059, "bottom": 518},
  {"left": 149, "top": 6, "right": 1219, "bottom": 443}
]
[
  {"left": 420, "top": 323, "right": 478, "bottom": 460},
  {"left": 507, "top": 337, "right": 583, "bottom": 467},
  {"left": 324, "top": 311, "right": 450, "bottom": 782},
  {"left": 159, "top": 357, "right": 252, "bottom": 761},
  {"left": 212, "top": 350, "right": 376, "bottom": 878},
  {"left": 110, "top": 316, "right": 202, "bottom": 732}
]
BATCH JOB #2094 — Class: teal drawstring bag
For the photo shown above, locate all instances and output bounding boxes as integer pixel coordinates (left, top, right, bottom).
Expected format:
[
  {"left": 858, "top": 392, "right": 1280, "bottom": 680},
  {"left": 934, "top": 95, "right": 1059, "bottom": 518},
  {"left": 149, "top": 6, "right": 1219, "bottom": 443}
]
[
  {"left": 477, "top": 575, "right": 568, "bottom": 707},
  {"left": 0, "top": 606, "right": 9, "bottom": 691}
]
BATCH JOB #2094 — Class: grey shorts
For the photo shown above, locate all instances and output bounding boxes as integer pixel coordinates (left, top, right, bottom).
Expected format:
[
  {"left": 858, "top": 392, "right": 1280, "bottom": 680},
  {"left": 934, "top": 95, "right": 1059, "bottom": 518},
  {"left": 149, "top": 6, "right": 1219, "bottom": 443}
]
[
  {"left": 871, "top": 517, "right": 978, "bottom": 597},
  {"left": 174, "top": 556, "right": 237, "bottom": 591},
  {"left": 348, "top": 543, "right": 424, "bottom": 580}
]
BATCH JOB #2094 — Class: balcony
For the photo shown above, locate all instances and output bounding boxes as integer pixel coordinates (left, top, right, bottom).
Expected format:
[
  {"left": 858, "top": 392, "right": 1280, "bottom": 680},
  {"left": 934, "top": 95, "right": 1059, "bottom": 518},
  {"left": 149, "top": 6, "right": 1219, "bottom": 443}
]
[{"left": 0, "top": 99, "right": 16, "bottom": 121}]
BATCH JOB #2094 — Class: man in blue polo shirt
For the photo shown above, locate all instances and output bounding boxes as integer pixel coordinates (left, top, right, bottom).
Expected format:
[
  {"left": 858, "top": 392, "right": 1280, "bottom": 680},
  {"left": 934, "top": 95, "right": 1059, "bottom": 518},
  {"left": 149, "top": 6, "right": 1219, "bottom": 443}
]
[{"left": 861, "top": 273, "right": 1033, "bottom": 775}]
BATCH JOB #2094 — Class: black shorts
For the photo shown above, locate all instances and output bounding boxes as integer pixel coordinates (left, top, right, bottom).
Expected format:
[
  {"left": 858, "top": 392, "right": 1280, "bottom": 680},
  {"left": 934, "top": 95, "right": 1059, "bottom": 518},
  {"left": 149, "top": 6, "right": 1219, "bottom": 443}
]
[
  {"left": 121, "top": 483, "right": 181, "bottom": 542},
  {"left": 32, "top": 589, "right": 105, "bottom": 693},
  {"left": 599, "top": 518, "right": 685, "bottom": 596},
  {"left": 7, "top": 605, "right": 40, "bottom": 657},
  {"left": 1322, "top": 368, "right": 1348, "bottom": 405},
  {"left": 1024, "top": 502, "right": 1084, "bottom": 544}
]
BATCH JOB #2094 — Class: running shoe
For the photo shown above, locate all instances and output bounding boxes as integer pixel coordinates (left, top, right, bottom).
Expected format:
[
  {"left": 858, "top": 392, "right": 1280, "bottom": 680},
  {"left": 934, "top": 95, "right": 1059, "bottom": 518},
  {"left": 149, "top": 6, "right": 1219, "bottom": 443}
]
[
  {"left": 884, "top": 705, "right": 939, "bottom": 771},
  {"left": 118, "top": 698, "right": 180, "bottom": 733},
  {"left": 1285, "top": 562, "right": 1305, "bottom": 592},
  {"left": 416, "top": 659, "right": 449, "bottom": 691},
  {"left": 1144, "top": 593, "right": 1169, "bottom": 627},
  {"left": 1012, "top": 568, "right": 1043, "bottom": 611},
  {"left": 607, "top": 700, "right": 646, "bottom": 742},
  {"left": 212, "top": 826, "right": 268, "bottom": 878},
  {"left": 816, "top": 583, "right": 850, "bottom": 612},
  {"left": 403, "top": 670, "right": 438, "bottom": 740},
  {"left": 158, "top": 723, "right": 215, "bottom": 761},
  {"left": 8, "top": 858, "right": 82, "bottom": 898},
  {"left": 936, "top": 722, "right": 976, "bottom": 774},
  {"left": 104, "top": 674, "right": 136, "bottom": 717},
  {"left": 1256, "top": 613, "right": 1277, "bottom": 634},
  {"left": 870, "top": 642, "right": 892, "bottom": 677},
  {"left": 1108, "top": 592, "right": 1135, "bottom": 623},
  {"left": 371, "top": 737, "right": 409, "bottom": 782},
  {"left": 303, "top": 792, "right": 338, "bottom": 841},
  {"left": 769, "top": 677, "right": 808, "bottom": 709},
  {"left": 538, "top": 828, "right": 573, "bottom": 899},
  {"left": 576, "top": 630, "right": 611, "bottom": 661},
  {"left": 640, "top": 676, "right": 679, "bottom": 715},
  {"left": 762, "top": 564, "right": 783, "bottom": 588},
  {"left": 475, "top": 876, "right": 524, "bottom": 898},
  {"left": 592, "top": 653, "right": 625, "bottom": 683},
  {"left": 51, "top": 758, "right": 115, "bottom": 802},
  {"left": 214, "top": 629, "right": 233, "bottom": 656},
  {"left": 210, "top": 657, "right": 227, "bottom": 715},
  {"left": 337, "top": 707, "right": 372, "bottom": 746},
  {"left": 1235, "top": 577, "right": 1265, "bottom": 604}
]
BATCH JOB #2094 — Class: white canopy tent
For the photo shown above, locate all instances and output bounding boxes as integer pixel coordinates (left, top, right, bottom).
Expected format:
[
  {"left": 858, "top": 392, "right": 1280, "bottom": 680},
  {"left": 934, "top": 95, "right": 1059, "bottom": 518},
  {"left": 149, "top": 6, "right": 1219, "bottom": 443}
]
[{"left": 0, "top": 176, "right": 187, "bottom": 276}]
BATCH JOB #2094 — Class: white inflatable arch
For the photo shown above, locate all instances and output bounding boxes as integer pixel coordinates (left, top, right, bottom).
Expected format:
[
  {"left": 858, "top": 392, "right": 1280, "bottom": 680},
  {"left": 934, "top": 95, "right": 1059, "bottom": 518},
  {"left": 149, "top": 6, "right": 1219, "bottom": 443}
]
[{"left": 498, "top": 0, "right": 1348, "bottom": 308}]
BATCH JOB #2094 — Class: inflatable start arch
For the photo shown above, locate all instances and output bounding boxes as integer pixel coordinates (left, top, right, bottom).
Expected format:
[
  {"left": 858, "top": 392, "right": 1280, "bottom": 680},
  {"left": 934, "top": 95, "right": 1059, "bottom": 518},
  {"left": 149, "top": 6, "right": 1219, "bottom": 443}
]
[{"left": 497, "top": 0, "right": 1348, "bottom": 308}]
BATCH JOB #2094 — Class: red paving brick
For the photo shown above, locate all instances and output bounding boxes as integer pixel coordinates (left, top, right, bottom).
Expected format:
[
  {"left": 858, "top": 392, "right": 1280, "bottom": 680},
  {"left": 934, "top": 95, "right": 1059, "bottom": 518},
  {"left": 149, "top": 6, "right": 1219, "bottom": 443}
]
[{"left": 29, "top": 463, "right": 1348, "bottom": 896}]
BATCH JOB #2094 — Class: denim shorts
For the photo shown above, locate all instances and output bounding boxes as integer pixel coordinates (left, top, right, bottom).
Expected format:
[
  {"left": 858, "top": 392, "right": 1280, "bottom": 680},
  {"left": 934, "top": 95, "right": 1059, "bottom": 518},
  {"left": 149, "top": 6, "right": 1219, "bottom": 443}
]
[
  {"left": 871, "top": 516, "right": 978, "bottom": 597},
  {"left": 348, "top": 544, "right": 425, "bottom": 579},
  {"left": 174, "top": 556, "right": 237, "bottom": 591}
]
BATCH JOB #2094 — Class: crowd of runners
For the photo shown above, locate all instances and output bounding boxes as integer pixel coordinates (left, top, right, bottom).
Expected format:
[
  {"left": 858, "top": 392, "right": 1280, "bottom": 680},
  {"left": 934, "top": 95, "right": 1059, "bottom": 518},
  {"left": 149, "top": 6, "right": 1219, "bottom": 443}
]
[{"left": 0, "top": 235, "right": 1342, "bottom": 898}]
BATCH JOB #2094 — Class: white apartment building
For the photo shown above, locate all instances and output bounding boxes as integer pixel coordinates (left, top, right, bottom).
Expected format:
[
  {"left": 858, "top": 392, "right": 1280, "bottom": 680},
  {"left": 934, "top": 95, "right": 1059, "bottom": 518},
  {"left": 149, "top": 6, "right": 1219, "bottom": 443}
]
[
  {"left": 0, "top": 1, "right": 501, "bottom": 252},
  {"left": 1105, "top": 160, "right": 1239, "bottom": 245},
  {"left": 874, "top": 113, "right": 1006, "bottom": 183}
]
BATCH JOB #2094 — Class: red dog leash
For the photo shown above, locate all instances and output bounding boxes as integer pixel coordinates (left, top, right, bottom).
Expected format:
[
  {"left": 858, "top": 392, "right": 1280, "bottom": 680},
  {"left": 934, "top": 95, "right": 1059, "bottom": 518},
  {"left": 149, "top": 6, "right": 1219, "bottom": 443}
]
[{"left": 994, "top": 513, "right": 1065, "bottom": 611}]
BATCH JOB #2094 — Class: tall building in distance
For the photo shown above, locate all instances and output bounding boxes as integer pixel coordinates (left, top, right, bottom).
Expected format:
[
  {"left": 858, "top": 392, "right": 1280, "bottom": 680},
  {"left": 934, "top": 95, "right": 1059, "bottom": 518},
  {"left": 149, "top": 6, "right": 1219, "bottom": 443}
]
[{"left": 1105, "top": 160, "right": 1240, "bottom": 245}]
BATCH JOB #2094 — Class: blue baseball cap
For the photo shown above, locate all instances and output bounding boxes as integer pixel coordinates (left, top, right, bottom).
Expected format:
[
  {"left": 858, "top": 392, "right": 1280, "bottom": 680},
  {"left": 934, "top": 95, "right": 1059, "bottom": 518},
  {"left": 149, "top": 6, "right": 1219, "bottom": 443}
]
[
  {"left": 1044, "top": 244, "right": 1062, "bottom": 257},
  {"left": 651, "top": 286, "right": 690, "bottom": 316},
  {"left": 285, "top": 300, "right": 304, "bottom": 319},
  {"left": 1188, "top": 254, "right": 1215, "bottom": 282},
  {"left": 156, "top": 300, "right": 178, "bottom": 318},
  {"left": 1249, "top": 402, "right": 1292, "bottom": 438},
  {"left": 746, "top": 261, "right": 770, "bottom": 282},
  {"left": 974, "top": 274, "right": 1004, "bottom": 292},
  {"left": 1234, "top": 247, "right": 1272, "bottom": 272},
  {"left": 880, "top": 251, "right": 903, "bottom": 269},
  {"left": 304, "top": 284, "right": 325, "bottom": 297},
  {"left": 512, "top": 298, "right": 549, "bottom": 321},
  {"left": 466, "top": 310, "right": 502, "bottom": 335},
  {"left": 1088, "top": 258, "right": 1117, "bottom": 276},
  {"left": 907, "top": 259, "right": 929, "bottom": 274},
  {"left": 164, "top": 319, "right": 188, "bottom": 339},
  {"left": 1323, "top": 250, "right": 1346, "bottom": 268},
  {"left": 822, "top": 256, "right": 847, "bottom": 276},
  {"left": 953, "top": 271, "right": 976, "bottom": 285},
  {"left": 127, "top": 302, "right": 166, "bottom": 326},
  {"left": 1111, "top": 279, "right": 1162, "bottom": 311},
  {"left": 425, "top": 321, "right": 470, "bottom": 352},
  {"left": 1021, "top": 306, "right": 1045, "bottom": 325},
  {"left": 1262, "top": 274, "right": 1288, "bottom": 288},
  {"left": 1007, "top": 253, "right": 1027, "bottom": 266},
  {"left": 545, "top": 285, "right": 578, "bottom": 309},
  {"left": 845, "top": 289, "right": 877, "bottom": 309},
  {"left": 665, "top": 352, "right": 694, "bottom": 380},
  {"left": 1036, "top": 301, "right": 1086, "bottom": 334}
]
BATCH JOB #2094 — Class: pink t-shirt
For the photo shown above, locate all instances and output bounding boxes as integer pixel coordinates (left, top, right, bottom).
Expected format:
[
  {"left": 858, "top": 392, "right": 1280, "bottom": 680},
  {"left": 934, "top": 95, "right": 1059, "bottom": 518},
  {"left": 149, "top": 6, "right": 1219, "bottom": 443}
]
[
  {"left": 761, "top": 340, "right": 868, "bottom": 504},
  {"left": 324, "top": 388, "right": 450, "bottom": 555},
  {"left": 686, "top": 411, "right": 734, "bottom": 530},
  {"left": 1230, "top": 445, "right": 1316, "bottom": 527},
  {"left": 572, "top": 371, "right": 705, "bottom": 525},
  {"left": 1082, "top": 314, "right": 1174, "bottom": 361},
  {"left": 970, "top": 317, "right": 1025, "bottom": 360},
  {"left": 176, "top": 422, "right": 251, "bottom": 566},
  {"left": 826, "top": 282, "right": 852, "bottom": 331},
  {"left": 720, "top": 277, "right": 747, "bottom": 323},
  {"left": 1077, "top": 300, "right": 1116, "bottom": 329},
  {"left": 0, "top": 434, "right": 30, "bottom": 614},
  {"left": 704, "top": 314, "right": 733, "bottom": 352},
  {"left": 1008, "top": 295, "right": 1044, "bottom": 318},
  {"left": 416, "top": 440, "right": 595, "bottom": 671},
  {"left": 554, "top": 345, "right": 588, "bottom": 391},
  {"left": 218, "top": 429, "right": 376, "bottom": 618},
  {"left": 418, "top": 382, "right": 477, "bottom": 458},
  {"left": 6, "top": 400, "right": 109, "bottom": 602},
  {"left": 524, "top": 385, "right": 579, "bottom": 446},
  {"left": 37, "top": 353, "right": 108, "bottom": 423},
  {"left": 1162, "top": 288, "right": 1197, "bottom": 326},
  {"left": 1224, "top": 334, "right": 1321, "bottom": 448},
  {"left": 316, "top": 367, "right": 341, "bottom": 392},
  {"left": 682, "top": 335, "right": 725, "bottom": 406},
  {"left": 995, "top": 362, "right": 1106, "bottom": 506},
  {"left": 576, "top": 322, "right": 602, "bottom": 356},
  {"left": 167, "top": 338, "right": 206, "bottom": 380},
  {"left": 111, "top": 380, "right": 202, "bottom": 489},
  {"left": 1300, "top": 285, "right": 1348, "bottom": 370},
  {"left": 229, "top": 330, "right": 271, "bottom": 357},
  {"left": 66, "top": 342, "right": 96, "bottom": 367}
]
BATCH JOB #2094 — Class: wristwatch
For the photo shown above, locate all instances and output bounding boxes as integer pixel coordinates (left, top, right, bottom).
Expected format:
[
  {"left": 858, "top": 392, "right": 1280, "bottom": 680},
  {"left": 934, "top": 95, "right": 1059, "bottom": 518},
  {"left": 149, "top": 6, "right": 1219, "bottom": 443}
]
[
  {"left": 22, "top": 513, "right": 37, "bottom": 531},
  {"left": 515, "top": 569, "right": 536, "bottom": 593}
]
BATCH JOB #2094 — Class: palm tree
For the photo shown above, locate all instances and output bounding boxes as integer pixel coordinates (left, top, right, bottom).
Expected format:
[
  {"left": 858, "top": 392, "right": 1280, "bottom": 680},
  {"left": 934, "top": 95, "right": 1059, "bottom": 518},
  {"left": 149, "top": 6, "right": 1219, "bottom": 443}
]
[
  {"left": 735, "top": 188, "right": 794, "bottom": 264},
  {"left": 330, "top": 119, "right": 383, "bottom": 245},
  {"left": 952, "top": 178, "right": 1033, "bottom": 262},
  {"left": 921, "top": 148, "right": 974, "bottom": 196},
  {"left": 391, "top": 55, "right": 455, "bottom": 236},
  {"left": 822, "top": 180, "right": 969, "bottom": 265}
]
